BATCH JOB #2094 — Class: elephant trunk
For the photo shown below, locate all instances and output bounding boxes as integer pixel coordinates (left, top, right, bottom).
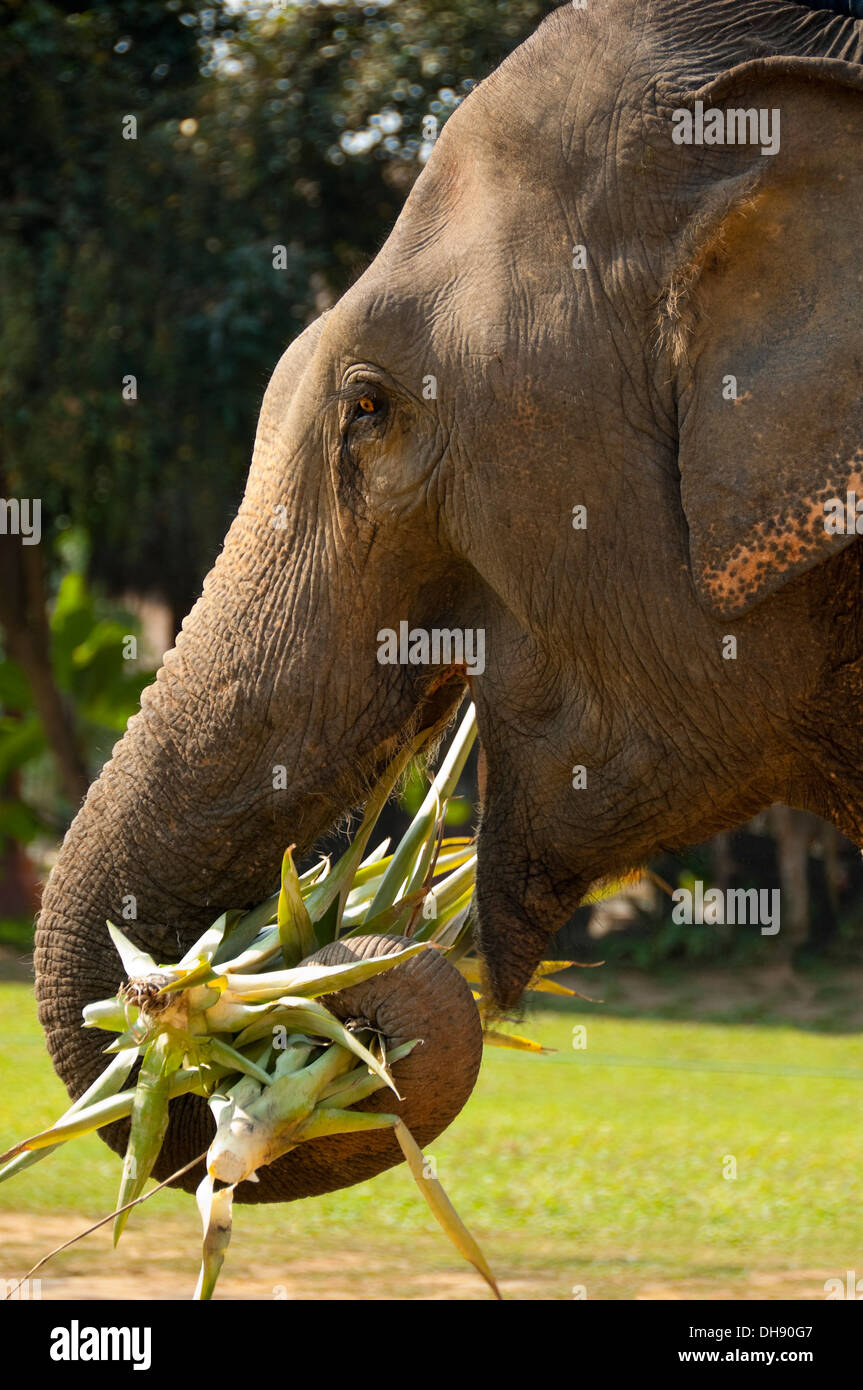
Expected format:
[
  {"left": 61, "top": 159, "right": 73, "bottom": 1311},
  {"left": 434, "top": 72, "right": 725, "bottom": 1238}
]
[
  {"left": 34, "top": 505, "right": 468, "bottom": 1198},
  {"left": 35, "top": 569, "right": 323, "bottom": 1177}
]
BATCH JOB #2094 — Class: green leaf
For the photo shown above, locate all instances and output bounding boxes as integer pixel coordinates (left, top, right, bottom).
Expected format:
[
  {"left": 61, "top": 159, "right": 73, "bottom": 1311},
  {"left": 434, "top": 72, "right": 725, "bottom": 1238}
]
[
  {"left": 341, "top": 889, "right": 426, "bottom": 940},
  {"left": 364, "top": 702, "right": 475, "bottom": 922},
  {"left": 0, "top": 1047, "right": 139, "bottom": 1184},
  {"left": 102, "top": 1016, "right": 150, "bottom": 1052},
  {"left": 177, "top": 909, "right": 244, "bottom": 971},
  {"left": 318, "top": 1039, "right": 420, "bottom": 1107},
  {"left": 209, "top": 861, "right": 327, "bottom": 971},
  {"left": 107, "top": 921, "right": 157, "bottom": 979},
  {"left": 205, "top": 1037, "right": 273, "bottom": 1087},
  {"left": 82, "top": 996, "right": 129, "bottom": 1031},
  {"left": 209, "top": 900, "right": 276, "bottom": 968},
  {"left": 411, "top": 856, "right": 476, "bottom": 942},
  {"left": 0, "top": 1058, "right": 216, "bottom": 1175},
  {"left": 303, "top": 725, "right": 434, "bottom": 931},
  {"left": 0, "top": 715, "right": 47, "bottom": 783},
  {"left": 194, "top": 1174, "right": 234, "bottom": 1301},
  {"left": 293, "top": 1107, "right": 398, "bottom": 1142},
  {"left": 427, "top": 895, "right": 473, "bottom": 950},
  {"left": 0, "top": 657, "right": 32, "bottom": 711},
  {"left": 114, "top": 1033, "right": 179, "bottom": 1243},
  {"left": 357, "top": 838, "right": 391, "bottom": 872},
  {"left": 0, "top": 1090, "right": 138, "bottom": 1164},
  {"left": 277, "top": 845, "right": 316, "bottom": 967},
  {"left": 312, "top": 896, "right": 340, "bottom": 947},
  {"left": 0, "top": 797, "right": 45, "bottom": 846},
  {"left": 226, "top": 940, "right": 427, "bottom": 1001},
  {"left": 394, "top": 1118, "right": 501, "bottom": 1300},
  {"left": 364, "top": 790, "right": 440, "bottom": 920},
  {"left": 233, "top": 998, "right": 399, "bottom": 1094}
]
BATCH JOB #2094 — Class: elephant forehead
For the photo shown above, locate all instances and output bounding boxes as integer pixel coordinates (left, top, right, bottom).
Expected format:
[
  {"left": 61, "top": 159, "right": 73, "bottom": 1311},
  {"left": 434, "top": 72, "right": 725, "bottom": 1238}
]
[
  {"left": 331, "top": 144, "right": 566, "bottom": 343},
  {"left": 338, "top": 190, "right": 573, "bottom": 374}
]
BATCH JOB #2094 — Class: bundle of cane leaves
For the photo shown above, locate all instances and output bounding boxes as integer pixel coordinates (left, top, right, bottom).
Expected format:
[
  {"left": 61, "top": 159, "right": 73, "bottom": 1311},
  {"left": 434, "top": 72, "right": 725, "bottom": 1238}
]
[{"left": 1, "top": 702, "right": 579, "bottom": 1300}]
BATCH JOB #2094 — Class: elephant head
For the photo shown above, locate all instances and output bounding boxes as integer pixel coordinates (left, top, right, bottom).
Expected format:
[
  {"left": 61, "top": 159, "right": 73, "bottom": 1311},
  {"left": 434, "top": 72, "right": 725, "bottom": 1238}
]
[{"left": 36, "top": 0, "right": 863, "bottom": 1191}]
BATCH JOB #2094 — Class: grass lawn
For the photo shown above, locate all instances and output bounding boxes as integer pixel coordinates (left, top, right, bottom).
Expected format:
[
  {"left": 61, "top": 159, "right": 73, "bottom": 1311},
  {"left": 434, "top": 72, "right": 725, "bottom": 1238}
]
[{"left": 1, "top": 978, "right": 861, "bottom": 1300}]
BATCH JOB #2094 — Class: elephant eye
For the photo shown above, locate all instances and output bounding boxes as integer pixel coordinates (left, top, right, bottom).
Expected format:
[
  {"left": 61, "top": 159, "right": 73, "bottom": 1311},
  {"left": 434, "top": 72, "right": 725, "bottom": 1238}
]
[
  {"left": 346, "top": 387, "right": 387, "bottom": 429},
  {"left": 337, "top": 379, "right": 389, "bottom": 444}
]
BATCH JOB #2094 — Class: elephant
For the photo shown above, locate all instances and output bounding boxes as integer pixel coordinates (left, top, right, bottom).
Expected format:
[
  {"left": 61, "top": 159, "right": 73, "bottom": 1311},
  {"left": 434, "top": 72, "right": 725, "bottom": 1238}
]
[{"left": 34, "top": 0, "right": 863, "bottom": 1198}]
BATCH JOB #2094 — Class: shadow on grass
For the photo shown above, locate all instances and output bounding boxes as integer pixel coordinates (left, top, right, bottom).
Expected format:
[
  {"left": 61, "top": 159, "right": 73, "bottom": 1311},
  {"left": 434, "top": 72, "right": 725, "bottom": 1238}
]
[{"left": 529, "top": 956, "right": 863, "bottom": 1036}]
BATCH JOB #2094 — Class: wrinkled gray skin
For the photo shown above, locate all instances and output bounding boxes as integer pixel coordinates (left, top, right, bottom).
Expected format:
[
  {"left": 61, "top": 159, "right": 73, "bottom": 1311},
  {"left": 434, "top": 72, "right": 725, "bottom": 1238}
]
[{"left": 37, "top": 0, "right": 863, "bottom": 1136}]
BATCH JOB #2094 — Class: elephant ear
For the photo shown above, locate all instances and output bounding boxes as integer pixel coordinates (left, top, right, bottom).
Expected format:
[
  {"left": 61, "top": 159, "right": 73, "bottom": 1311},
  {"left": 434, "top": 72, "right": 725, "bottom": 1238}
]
[{"left": 667, "top": 59, "right": 863, "bottom": 619}]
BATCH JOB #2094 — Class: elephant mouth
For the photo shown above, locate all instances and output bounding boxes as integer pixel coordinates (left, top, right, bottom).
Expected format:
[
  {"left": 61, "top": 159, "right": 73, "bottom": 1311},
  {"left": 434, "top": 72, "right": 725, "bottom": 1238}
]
[{"left": 34, "top": 671, "right": 479, "bottom": 1204}]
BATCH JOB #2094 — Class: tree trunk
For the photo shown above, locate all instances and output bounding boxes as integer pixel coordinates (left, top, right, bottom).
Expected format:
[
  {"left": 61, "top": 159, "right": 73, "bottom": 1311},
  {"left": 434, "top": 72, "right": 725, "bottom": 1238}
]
[
  {"left": 0, "top": 768, "right": 40, "bottom": 919},
  {"left": 0, "top": 476, "right": 90, "bottom": 808},
  {"left": 768, "top": 805, "right": 816, "bottom": 961}
]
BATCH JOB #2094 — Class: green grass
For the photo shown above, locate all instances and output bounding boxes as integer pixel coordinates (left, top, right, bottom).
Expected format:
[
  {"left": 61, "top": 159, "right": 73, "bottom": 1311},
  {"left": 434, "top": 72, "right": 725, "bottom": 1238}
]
[{"left": 1, "top": 981, "right": 861, "bottom": 1299}]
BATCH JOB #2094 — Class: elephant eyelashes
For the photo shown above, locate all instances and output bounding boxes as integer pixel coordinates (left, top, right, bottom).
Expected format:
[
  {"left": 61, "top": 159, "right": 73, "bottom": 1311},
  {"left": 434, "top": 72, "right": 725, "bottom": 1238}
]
[
  {"left": 334, "top": 383, "right": 390, "bottom": 497},
  {"left": 340, "top": 384, "right": 388, "bottom": 437},
  {"left": 349, "top": 393, "right": 385, "bottom": 425},
  {"left": 335, "top": 382, "right": 389, "bottom": 498}
]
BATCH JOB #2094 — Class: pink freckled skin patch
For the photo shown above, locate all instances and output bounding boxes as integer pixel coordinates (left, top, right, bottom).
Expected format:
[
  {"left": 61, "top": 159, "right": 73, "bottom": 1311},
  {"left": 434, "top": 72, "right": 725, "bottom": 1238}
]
[{"left": 696, "top": 468, "right": 863, "bottom": 618}]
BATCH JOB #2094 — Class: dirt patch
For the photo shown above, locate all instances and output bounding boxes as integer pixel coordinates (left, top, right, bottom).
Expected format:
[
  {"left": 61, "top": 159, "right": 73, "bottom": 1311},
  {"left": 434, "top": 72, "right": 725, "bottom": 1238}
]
[
  {"left": 636, "top": 1267, "right": 837, "bottom": 1301},
  {"left": 0, "top": 1211, "right": 533, "bottom": 1301},
  {"left": 0, "top": 1213, "right": 843, "bottom": 1302}
]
